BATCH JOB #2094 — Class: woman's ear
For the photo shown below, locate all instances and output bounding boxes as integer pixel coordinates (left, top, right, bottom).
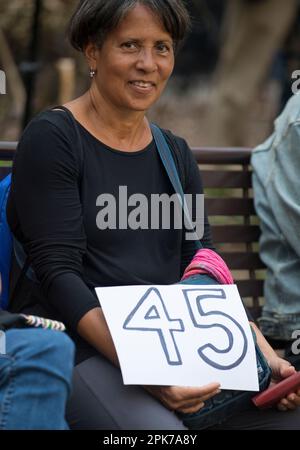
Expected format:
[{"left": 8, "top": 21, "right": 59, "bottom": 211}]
[{"left": 84, "top": 42, "right": 98, "bottom": 70}]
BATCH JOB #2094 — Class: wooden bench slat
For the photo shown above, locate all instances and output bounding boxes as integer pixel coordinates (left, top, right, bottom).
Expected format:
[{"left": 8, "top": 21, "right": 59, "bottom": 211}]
[
  {"left": 0, "top": 142, "right": 17, "bottom": 151},
  {"left": 206, "top": 198, "right": 255, "bottom": 216},
  {"left": 221, "top": 252, "right": 265, "bottom": 270},
  {"left": 235, "top": 279, "right": 264, "bottom": 298},
  {"left": 0, "top": 145, "right": 17, "bottom": 163},
  {"left": 202, "top": 170, "right": 252, "bottom": 188},
  {"left": 211, "top": 225, "right": 261, "bottom": 243},
  {"left": 192, "top": 147, "right": 252, "bottom": 165}
]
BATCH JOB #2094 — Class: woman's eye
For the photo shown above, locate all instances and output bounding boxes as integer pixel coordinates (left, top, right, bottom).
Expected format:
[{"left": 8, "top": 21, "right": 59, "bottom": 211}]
[
  {"left": 156, "top": 43, "right": 170, "bottom": 53},
  {"left": 121, "top": 42, "right": 138, "bottom": 51}
]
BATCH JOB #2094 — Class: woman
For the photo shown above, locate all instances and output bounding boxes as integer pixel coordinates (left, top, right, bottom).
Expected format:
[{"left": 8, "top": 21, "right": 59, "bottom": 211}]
[{"left": 7, "top": 0, "right": 300, "bottom": 429}]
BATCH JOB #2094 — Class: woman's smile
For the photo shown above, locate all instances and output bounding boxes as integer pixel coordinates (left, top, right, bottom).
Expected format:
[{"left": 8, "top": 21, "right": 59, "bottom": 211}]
[{"left": 128, "top": 80, "right": 156, "bottom": 95}]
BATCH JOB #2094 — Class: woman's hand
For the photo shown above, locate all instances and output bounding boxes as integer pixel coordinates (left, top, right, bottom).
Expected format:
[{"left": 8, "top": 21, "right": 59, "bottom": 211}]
[
  {"left": 144, "top": 383, "right": 221, "bottom": 414},
  {"left": 268, "top": 356, "right": 300, "bottom": 411},
  {"left": 249, "top": 322, "right": 300, "bottom": 411}
]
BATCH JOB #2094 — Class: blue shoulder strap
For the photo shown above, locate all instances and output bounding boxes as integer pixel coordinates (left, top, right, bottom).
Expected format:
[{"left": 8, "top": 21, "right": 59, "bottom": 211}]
[
  {"left": 150, "top": 124, "right": 202, "bottom": 250},
  {"left": 13, "top": 238, "right": 37, "bottom": 282}
]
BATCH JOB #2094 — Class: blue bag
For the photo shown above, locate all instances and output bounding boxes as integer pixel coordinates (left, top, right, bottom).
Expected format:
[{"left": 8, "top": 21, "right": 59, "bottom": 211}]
[
  {"left": 0, "top": 174, "right": 13, "bottom": 309},
  {"left": 178, "top": 338, "right": 271, "bottom": 430},
  {"left": 0, "top": 174, "right": 35, "bottom": 310}
]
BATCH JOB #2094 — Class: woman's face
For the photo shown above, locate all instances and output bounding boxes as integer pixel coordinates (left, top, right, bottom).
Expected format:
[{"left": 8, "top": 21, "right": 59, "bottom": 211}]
[{"left": 87, "top": 4, "right": 175, "bottom": 114}]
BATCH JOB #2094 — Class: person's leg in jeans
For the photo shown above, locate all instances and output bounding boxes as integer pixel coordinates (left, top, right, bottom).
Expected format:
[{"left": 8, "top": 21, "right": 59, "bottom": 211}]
[{"left": 0, "top": 328, "right": 74, "bottom": 430}]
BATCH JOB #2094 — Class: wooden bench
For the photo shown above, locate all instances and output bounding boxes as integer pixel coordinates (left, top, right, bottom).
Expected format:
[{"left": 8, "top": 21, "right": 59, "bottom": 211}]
[
  {"left": 194, "top": 147, "right": 265, "bottom": 319},
  {"left": 0, "top": 142, "right": 265, "bottom": 319}
]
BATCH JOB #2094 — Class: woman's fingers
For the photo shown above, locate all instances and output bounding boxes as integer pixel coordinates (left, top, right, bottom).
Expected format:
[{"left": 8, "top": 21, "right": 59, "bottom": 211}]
[
  {"left": 175, "top": 389, "right": 222, "bottom": 414},
  {"left": 162, "top": 384, "right": 221, "bottom": 411},
  {"left": 176, "top": 401, "right": 205, "bottom": 415},
  {"left": 144, "top": 383, "right": 221, "bottom": 413},
  {"left": 197, "top": 388, "right": 221, "bottom": 403},
  {"left": 169, "top": 383, "right": 220, "bottom": 401},
  {"left": 277, "top": 390, "right": 300, "bottom": 411}
]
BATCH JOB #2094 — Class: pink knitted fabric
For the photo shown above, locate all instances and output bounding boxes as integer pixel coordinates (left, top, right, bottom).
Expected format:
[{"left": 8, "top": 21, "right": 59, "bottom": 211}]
[{"left": 181, "top": 248, "right": 234, "bottom": 284}]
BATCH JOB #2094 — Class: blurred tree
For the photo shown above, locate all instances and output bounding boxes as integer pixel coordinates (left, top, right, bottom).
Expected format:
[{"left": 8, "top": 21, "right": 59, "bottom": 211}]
[
  {"left": 0, "top": 0, "right": 77, "bottom": 60},
  {"left": 0, "top": 0, "right": 84, "bottom": 137},
  {"left": 201, "top": 0, "right": 299, "bottom": 147},
  {"left": 173, "top": 0, "right": 225, "bottom": 85}
]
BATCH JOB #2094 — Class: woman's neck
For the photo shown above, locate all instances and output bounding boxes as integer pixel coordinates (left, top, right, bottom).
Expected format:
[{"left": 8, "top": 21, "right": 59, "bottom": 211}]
[{"left": 65, "top": 89, "right": 152, "bottom": 152}]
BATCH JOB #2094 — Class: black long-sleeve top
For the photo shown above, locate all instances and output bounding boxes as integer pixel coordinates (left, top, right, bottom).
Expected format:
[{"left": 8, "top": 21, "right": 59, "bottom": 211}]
[{"left": 7, "top": 110, "right": 213, "bottom": 362}]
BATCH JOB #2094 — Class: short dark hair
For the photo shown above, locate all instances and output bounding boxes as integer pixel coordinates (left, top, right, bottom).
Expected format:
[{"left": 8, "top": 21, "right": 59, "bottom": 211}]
[{"left": 68, "top": 0, "right": 191, "bottom": 52}]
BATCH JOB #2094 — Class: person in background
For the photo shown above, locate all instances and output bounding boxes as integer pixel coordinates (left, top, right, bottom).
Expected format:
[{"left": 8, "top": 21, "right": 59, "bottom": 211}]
[
  {"left": 252, "top": 93, "right": 300, "bottom": 370},
  {"left": 7, "top": 0, "right": 300, "bottom": 429},
  {"left": 0, "top": 275, "right": 74, "bottom": 430}
]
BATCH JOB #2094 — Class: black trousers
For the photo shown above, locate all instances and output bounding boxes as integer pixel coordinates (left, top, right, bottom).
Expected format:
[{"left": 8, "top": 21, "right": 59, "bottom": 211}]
[{"left": 66, "top": 354, "right": 300, "bottom": 430}]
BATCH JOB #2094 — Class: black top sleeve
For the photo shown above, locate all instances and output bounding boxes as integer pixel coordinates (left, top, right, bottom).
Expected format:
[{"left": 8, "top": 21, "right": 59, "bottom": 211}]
[{"left": 9, "top": 113, "right": 99, "bottom": 330}]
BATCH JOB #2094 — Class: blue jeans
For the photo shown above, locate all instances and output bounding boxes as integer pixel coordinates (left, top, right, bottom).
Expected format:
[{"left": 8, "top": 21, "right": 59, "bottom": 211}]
[{"left": 0, "top": 328, "right": 74, "bottom": 430}]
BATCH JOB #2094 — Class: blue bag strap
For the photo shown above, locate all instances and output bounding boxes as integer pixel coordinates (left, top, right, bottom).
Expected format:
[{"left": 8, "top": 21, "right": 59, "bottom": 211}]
[
  {"left": 150, "top": 124, "right": 202, "bottom": 250},
  {"left": 13, "top": 238, "right": 37, "bottom": 282}
]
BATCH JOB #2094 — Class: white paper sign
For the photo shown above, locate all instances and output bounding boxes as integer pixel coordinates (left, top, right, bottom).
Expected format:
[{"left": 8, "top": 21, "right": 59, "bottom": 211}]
[{"left": 96, "top": 284, "right": 259, "bottom": 391}]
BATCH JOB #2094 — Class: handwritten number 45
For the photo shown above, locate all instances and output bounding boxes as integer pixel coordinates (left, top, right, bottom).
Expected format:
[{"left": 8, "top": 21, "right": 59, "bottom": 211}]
[{"left": 123, "top": 287, "right": 247, "bottom": 369}]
